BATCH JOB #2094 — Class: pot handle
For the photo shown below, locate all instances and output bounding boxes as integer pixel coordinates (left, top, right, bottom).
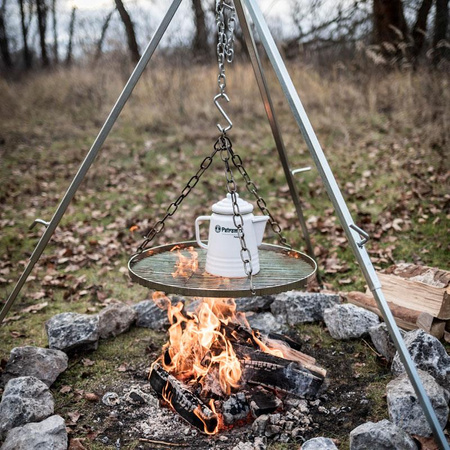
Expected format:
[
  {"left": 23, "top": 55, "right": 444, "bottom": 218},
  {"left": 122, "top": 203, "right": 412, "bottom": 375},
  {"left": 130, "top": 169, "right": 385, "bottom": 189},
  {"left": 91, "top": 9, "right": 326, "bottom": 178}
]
[{"left": 195, "top": 216, "right": 210, "bottom": 250}]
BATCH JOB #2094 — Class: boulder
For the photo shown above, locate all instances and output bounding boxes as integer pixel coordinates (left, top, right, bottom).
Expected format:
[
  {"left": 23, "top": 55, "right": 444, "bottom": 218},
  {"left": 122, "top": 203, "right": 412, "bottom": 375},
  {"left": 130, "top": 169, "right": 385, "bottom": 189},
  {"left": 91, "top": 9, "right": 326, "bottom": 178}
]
[
  {"left": 369, "top": 323, "right": 405, "bottom": 362},
  {"left": 1, "top": 415, "right": 67, "bottom": 450},
  {"left": 350, "top": 419, "right": 418, "bottom": 450},
  {"left": 133, "top": 300, "right": 169, "bottom": 330},
  {"left": 386, "top": 369, "right": 449, "bottom": 437},
  {"left": 45, "top": 312, "right": 99, "bottom": 352},
  {"left": 301, "top": 437, "right": 338, "bottom": 449},
  {"left": 323, "top": 303, "right": 379, "bottom": 340},
  {"left": 391, "top": 329, "right": 450, "bottom": 391},
  {"left": 247, "top": 312, "right": 287, "bottom": 334},
  {"left": 271, "top": 291, "right": 340, "bottom": 325},
  {"left": 235, "top": 295, "right": 275, "bottom": 313},
  {"left": 98, "top": 302, "right": 137, "bottom": 338},
  {"left": 1, "top": 346, "right": 68, "bottom": 387},
  {"left": 0, "top": 376, "right": 54, "bottom": 438}
]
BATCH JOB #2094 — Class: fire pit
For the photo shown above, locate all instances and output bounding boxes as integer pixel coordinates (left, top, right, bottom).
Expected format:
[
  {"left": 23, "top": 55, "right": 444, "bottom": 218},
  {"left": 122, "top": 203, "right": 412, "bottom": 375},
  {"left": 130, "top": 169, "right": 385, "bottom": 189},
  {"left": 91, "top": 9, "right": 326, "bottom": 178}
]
[{"left": 147, "top": 293, "right": 326, "bottom": 435}]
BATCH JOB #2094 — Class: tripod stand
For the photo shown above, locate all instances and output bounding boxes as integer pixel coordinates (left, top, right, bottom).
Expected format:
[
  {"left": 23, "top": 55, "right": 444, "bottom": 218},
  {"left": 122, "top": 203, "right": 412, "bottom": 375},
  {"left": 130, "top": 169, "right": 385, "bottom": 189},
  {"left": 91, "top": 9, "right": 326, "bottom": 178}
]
[{"left": 1, "top": 1, "right": 447, "bottom": 447}]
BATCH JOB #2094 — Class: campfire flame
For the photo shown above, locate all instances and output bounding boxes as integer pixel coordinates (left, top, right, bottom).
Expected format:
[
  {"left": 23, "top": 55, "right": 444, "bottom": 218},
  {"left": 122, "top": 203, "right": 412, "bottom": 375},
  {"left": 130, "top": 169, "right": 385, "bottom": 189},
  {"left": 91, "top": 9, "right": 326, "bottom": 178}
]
[
  {"left": 171, "top": 245, "right": 199, "bottom": 279},
  {"left": 152, "top": 291, "right": 293, "bottom": 434}
]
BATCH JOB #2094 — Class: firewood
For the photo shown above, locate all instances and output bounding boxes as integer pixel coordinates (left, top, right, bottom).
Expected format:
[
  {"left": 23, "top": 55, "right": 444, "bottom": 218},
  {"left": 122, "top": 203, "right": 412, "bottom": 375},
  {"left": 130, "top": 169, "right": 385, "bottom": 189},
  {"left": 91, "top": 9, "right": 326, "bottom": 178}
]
[
  {"left": 149, "top": 363, "right": 218, "bottom": 434},
  {"left": 416, "top": 312, "right": 446, "bottom": 339},
  {"left": 345, "top": 291, "right": 419, "bottom": 331},
  {"left": 234, "top": 344, "right": 325, "bottom": 397},
  {"left": 366, "top": 264, "right": 450, "bottom": 320}
]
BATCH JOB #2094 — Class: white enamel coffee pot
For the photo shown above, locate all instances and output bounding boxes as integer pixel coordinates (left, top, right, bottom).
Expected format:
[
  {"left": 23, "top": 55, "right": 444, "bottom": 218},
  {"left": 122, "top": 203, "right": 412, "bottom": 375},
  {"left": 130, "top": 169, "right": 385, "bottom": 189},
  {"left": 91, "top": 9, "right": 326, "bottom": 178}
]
[{"left": 195, "top": 193, "right": 269, "bottom": 277}]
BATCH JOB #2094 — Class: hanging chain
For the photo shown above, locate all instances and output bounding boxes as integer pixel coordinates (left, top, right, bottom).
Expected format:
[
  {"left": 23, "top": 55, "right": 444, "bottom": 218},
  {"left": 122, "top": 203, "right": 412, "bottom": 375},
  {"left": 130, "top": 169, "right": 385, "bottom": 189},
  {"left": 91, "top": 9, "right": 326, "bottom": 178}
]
[
  {"left": 216, "top": 0, "right": 236, "bottom": 95},
  {"left": 229, "top": 147, "right": 292, "bottom": 250},
  {"left": 216, "top": 135, "right": 255, "bottom": 293},
  {"left": 134, "top": 148, "right": 218, "bottom": 255}
]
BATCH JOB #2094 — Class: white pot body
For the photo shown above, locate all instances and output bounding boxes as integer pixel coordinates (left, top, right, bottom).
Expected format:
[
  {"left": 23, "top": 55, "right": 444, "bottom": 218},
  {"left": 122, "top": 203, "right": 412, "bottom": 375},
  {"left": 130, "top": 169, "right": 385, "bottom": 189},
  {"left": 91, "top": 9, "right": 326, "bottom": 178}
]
[{"left": 195, "top": 195, "right": 268, "bottom": 278}]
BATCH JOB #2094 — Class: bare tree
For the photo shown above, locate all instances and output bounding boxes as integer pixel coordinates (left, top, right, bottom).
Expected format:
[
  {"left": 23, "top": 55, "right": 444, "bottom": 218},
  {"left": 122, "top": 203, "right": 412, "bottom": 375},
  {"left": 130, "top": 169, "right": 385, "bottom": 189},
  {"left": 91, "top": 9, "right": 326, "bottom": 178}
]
[
  {"left": 373, "top": 0, "right": 409, "bottom": 46},
  {"left": 192, "top": 0, "right": 209, "bottom": 61},
  {"left": 0, "top": 0, "right": 13, "bottom": 68},
  {"left": 433, "top": 0, "right": 449, "bottom": 64},
  {"left": 36, "top": 0, "right": 49, "bottom": 66},
  {"left": 95, "top": 9, "right": 114, "bottom": 61},
  {"left": 51, "top": 0, "right": 57, "bottom": 62},
  {"left": 114, "top": 0, "right": 140, "bottom": 63},
  {"left": 18, "top": 0, "right": 32, "bottom": 68},
  {"left": 66, "top": 6, "right": 76, "bottom": 65},
  {"left": 411, "top": 0, "right": 433, "bottom": 59}
]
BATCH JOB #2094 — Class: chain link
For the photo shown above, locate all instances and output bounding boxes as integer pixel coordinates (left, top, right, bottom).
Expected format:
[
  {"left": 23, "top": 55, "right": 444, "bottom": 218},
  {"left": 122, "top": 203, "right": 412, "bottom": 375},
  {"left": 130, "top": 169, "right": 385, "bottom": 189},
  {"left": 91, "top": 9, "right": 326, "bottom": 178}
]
[
  {"left": 229, "top": 147, "right": 292, "bottom": 250},
  {"left": 134, "top": 149, "right": 218, "bottom": 255},
  {"left": 216, "top": 135, "right": 255, "bottom": 293}
]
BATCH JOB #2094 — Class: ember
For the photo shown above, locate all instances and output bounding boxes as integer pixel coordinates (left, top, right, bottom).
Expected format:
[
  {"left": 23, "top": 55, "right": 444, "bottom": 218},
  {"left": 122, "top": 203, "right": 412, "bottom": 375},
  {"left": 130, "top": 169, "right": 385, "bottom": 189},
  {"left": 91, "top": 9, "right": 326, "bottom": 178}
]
[{"left": 149, "top": 293, "right": 326, "bottom": 435}]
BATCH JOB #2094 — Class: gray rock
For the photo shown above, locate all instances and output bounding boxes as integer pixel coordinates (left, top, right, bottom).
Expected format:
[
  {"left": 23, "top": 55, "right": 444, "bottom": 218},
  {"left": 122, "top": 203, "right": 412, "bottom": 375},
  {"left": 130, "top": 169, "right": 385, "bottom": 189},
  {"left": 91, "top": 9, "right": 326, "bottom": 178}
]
[
  {"left": 323, "top": 303, "right": 380, "bottom": 340},
  {"left": 301, "top": 437, "right": 338, "bottom": 449},
  {"left": 1, "top": 346, "right": 68, "bottom": 387},
  {"left": 386, "top": 369, "right": 449, "bottom": 437},
  {"left": 247, "top": 312, "right": 287, "bottom": 334},
  {"left": 102, "top": 392, "right": 121, "bottom": 406},
  {"left": 350, "top": 419, "right": 418, "bottom": 450},
  {"left": 1, "top": 415, "right": 67, "bottom": 450},
  {"left": 98, "top": 302, "right": 137, "bottom": 338},
  {"left": 391, "top": 329, "right": 450, "bottom": 391},
  {"left": 45, "top": 312, "right": 99, "bottom": 352},
  {"left": 271, "top": 291, "right": 340, "bottom": 325},
  {"left": 369, "top": 323, "right": 405, "bottom": 362},
  {"left": 0, "top": 376, "right": 54, "bottom": 438},
  {"left": 252, "top": 414, "right": 269, "bottom": 436},
  {"left": 235, "top": 296, "right": 275, "bottom": 312},
  {"left": 133, "top": 300, "right": 169, "bottom": 330}
]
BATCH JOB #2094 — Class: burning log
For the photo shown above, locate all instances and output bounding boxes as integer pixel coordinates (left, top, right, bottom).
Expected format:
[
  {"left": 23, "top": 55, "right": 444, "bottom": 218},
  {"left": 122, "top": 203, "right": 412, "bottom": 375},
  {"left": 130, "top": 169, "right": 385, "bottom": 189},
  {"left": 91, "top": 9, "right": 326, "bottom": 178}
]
[
  {"left": 150, "top": 363, "right": 219, "bottom": 434},
  {"left": 235, "top": 345, "right": 325, "bottom": 398}
]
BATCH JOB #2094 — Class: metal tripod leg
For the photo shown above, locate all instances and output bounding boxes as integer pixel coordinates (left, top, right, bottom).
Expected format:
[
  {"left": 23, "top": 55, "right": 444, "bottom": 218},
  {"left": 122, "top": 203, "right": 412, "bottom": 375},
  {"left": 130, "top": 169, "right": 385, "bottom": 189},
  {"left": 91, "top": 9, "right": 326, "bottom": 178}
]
[
  {"left": 242, "top": 1, "right": 449, "bottom": 448},
  {"left": 234, "top": 0, "right": 321, "bottom": 286},
  {"left": 0, "top": 0, "right": 183, "bottom": 324}
]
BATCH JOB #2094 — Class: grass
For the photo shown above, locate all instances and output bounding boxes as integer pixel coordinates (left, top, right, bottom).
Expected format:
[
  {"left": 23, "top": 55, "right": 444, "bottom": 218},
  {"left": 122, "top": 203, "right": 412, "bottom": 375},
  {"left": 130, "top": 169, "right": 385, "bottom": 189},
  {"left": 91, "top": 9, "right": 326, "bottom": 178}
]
[{"left": 0, "top": 60, "right": 449, "bottom": 447}]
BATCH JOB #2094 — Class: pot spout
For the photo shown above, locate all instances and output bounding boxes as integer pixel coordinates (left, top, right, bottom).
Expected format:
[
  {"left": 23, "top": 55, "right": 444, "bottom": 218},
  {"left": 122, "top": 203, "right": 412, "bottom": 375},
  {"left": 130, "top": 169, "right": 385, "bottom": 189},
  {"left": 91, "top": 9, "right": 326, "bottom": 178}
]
[{"left": 252, "top": 216, "right": 269, "bottom": 246}]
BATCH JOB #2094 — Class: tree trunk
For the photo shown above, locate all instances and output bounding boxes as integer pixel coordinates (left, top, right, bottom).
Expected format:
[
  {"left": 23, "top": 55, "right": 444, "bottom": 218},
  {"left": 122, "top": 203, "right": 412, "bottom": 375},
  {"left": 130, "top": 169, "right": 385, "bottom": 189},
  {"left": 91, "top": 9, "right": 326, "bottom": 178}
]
[
  {"left": 0, "top": 0, "right": 12, "bottom": 68},
  {"left": 95, "top": 9, "right": 114, "bottom": 61},
  {"left": 191, "top": 0, "right": 209, "bottom": 61},
  {"left": 36, "top": 0, "right": 49, "bottom": 66},
  {"left": 433, "top": 0, "right": 449, "bottom": 65},
  {"left": 51, "top": 0, "right": 58, "bottom": 63},
  {"left": 18, "top": 0, "right": 32, "bottom": 68},
  {"left": 114, "top": 0, "right": 140, "bottom": 63},
  {"left": 411, "top": 0, "right": 433, "bottom": 59},
  {"left": 65, "top": 6, "right": 76, "bottom": 65},
  {"left": 373, "top": 0, "right": 408, "bottom": 45}
]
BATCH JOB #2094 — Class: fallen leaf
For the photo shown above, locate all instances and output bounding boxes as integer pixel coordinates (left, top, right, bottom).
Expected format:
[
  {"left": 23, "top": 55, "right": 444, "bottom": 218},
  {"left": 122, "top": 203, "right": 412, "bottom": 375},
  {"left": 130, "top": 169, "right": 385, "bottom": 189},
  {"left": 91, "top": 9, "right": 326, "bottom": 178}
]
[
  {"left": 69, "top": 438, "right": 87, "bottom": 450},
  {"left": 117, "top": 363, "right": 128, "bottom": 372},
  {"left": 67, "top": 410, "right": 81, "bottom": 423},
  {"left": 3, "top": 315, "right": 21, "bottom": 323},
  {"left": 82, "top": 358, "right": 95, "bottom": 367},
  {"left": 84, "top": 392, "right": 99, "bottom": 402},
  {"left": 60, "top": 385, "right": 72, "bottom": 394},
  {"left": 21, "top": 302, "right": 48, "bottom": 314}
]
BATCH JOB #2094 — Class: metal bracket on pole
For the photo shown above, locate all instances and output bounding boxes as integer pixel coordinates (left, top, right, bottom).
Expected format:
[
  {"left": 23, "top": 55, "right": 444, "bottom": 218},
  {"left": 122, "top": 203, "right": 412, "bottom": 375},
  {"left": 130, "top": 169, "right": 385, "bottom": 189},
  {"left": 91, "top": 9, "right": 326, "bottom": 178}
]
[
  {"left": 241, "top": 0, "right": 449, "bottom": 448},
  {"left": 291, "top": 166, "right": 311, "bottom": 176},
  {"left": 29, "top": 219, "right": 50, "bottom": 230},
  {"left": 0, "top": 0, "right": 183, "bottom": 325},
  {"left": 234, "top": 0, "right": 321, "bottom": 286}
]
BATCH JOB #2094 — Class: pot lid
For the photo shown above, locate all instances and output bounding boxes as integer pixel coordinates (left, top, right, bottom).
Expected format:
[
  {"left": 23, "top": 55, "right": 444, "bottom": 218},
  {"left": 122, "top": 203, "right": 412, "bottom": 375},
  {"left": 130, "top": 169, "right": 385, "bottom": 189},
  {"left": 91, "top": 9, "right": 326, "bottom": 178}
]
[{"left": 212, "top": 193, "right": 254, "bottom": 215}]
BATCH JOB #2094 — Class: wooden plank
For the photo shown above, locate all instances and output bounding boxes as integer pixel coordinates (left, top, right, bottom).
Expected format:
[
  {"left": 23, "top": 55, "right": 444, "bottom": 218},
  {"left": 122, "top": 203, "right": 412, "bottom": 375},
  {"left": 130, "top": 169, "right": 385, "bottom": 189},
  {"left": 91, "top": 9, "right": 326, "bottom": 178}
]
[
  {"left": 345, "top": 291, "right": 419, "bottom": 331},
  {"left": 365, "top": 272, "right": 450, "bottom": 320},
  {"left": 416, "top": 312, "right": 446, "bottom": 339}
]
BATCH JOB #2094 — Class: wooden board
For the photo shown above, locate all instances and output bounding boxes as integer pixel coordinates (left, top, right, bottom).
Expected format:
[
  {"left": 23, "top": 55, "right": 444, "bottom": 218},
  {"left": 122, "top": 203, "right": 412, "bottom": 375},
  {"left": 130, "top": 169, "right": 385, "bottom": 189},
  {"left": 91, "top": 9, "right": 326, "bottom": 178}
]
[
  {"left": 365, "top": 271, "right": 450, "bottom": 320},
  {"left": 129, "top": 241, "right": 316, "bottom": 298}
]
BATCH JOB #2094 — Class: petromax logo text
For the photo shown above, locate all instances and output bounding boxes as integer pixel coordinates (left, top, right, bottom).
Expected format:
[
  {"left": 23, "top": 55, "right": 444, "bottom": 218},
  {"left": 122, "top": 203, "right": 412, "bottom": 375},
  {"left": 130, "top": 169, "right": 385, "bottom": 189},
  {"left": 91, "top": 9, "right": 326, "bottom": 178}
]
[{"left": 215, "top": 225, "right": 238, "bottom": 234}]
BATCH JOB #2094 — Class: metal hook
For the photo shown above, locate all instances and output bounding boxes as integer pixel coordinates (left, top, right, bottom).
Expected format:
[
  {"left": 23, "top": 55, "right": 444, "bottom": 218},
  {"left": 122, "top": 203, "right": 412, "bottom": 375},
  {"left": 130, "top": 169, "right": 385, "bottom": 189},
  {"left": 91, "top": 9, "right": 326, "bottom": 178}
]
[
  {"left": 350, "top": 224, "right": 370, "bottom": 248},
  {"left": 213, "top": 93, "right": 233, "bottom": 133},
  {"left": 29, "top": 218, "right": 50, "bottom": 230}
]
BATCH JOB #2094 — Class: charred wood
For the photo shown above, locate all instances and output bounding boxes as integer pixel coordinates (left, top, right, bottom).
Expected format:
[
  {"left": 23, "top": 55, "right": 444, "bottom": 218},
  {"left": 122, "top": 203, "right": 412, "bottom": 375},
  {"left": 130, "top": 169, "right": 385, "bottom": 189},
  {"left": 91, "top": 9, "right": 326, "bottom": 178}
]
[{"left": 150, "top": 363, "right": 218, "bottom": 434}]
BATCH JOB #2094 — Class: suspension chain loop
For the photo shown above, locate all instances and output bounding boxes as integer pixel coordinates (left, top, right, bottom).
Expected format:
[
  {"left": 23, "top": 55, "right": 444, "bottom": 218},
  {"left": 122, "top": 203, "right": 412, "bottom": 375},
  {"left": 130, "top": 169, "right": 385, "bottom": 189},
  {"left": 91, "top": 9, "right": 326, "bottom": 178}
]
[
  {"left": 217, "top": 135, "right": 255, "bottom": 293},
  {"left": 134, "top": 147, "right": 219, "bottom": 255},
  {"left": 215, "top": 1, "right": 235, "bottom": 130},
  {"left": 229, "top": 148, "right": 292, "bottom": 250}
]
